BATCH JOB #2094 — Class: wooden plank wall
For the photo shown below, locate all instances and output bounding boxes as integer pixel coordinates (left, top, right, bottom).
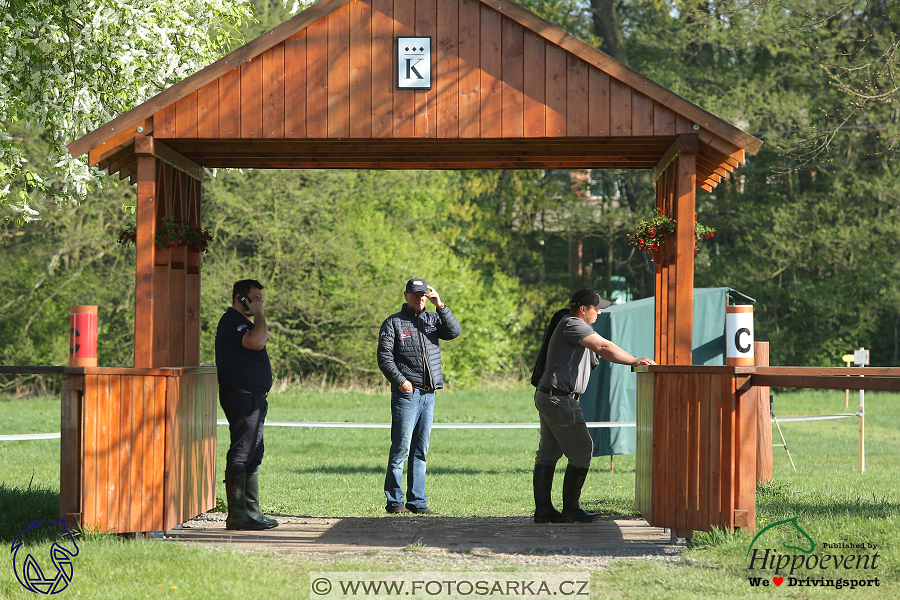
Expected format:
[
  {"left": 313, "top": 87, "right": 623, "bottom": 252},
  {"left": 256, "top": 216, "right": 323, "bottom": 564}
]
[
  {"left": 635, "top": 368, "right": 757, "bottom": 536},
  {"left": 164, "top": 371, "right": 219, "bottom": 530},
  {"left": 154, "top": 0, "right": 696, "bottom": 142},
  {"left": 64, "top": 371, "right": 217, "bottom": 533},
  {"left": 634, "top": 370, "right": 653, "bottom": 518}
]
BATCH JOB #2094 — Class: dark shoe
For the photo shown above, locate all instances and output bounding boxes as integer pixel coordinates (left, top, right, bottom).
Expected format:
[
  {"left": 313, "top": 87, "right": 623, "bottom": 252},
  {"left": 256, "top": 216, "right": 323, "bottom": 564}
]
[
  {"left": 561, "top": 465, "right": 599, "bottom": 523},
  {"left": 245, "top": 472, "right": 279, "bottom": 528},
  {"left": 406, "top": 505, "right": 435, "bottom": 514},
  {"left": 533, "top": 464, "right": 564, "bottom": 523},
  {"left": 224, "top": 473, "right": 272, "bottom": 531},
  {"left": 386, "top": 505, "right": 410, "bottom": 514}
]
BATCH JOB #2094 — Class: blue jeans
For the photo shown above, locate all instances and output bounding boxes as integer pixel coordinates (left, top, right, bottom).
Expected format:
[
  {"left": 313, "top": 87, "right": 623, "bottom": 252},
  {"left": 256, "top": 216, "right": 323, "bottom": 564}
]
[{"left": 384, "top": 388, "right": 435, "bottom": 510}]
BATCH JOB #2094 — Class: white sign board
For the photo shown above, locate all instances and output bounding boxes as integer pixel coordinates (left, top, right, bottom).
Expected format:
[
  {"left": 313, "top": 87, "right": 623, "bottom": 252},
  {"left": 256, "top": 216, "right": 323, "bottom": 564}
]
[
  {"left": 726, "top": 311, "right": 754, "bottom": 360},
  {"left": 397, "top": 37, "right": 432, "bottom": 89},
  {"left": 853, "top": 348, "right": 869, "bottom": 366}
]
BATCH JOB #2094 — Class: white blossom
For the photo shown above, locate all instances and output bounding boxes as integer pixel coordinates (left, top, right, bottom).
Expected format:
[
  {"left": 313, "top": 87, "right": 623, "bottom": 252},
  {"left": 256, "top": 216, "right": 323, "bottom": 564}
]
[{"left": 0, "top": 0, "right": 253, "bottom": 219}]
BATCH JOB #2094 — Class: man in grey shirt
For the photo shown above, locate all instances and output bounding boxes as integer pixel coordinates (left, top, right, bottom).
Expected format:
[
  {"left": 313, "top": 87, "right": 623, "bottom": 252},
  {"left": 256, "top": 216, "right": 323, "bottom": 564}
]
[{"left": 532, "top": 288, "right": 656, "bottom": 523}]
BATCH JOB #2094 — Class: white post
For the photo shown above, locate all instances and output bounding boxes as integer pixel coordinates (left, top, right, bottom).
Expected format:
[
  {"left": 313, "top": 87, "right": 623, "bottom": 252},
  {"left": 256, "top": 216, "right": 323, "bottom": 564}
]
[{"left": 853, "top": 347, "right": 869, "bottom": 474}]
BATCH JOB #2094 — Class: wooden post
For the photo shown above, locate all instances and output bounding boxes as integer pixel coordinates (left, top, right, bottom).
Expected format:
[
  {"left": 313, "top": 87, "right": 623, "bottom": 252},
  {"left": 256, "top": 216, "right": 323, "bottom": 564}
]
[
  {"left": 653, "top": 134, "right": 698, "bottom": 365},
  {"left": 134, "top": 138, "right": 157, "bottom": 368},
  {"left": 672, "top": 135, "right": 697, "bottom": 365},
  {"left": 755, "top": 342, "right": 772, "bottom": 483}
]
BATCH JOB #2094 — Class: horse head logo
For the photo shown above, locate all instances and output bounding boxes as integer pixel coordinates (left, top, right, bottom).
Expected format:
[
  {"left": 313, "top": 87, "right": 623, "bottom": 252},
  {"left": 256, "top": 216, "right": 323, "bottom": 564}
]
[
  {"left": 10, "top": 519, "right": 80, "bottom": 594},
  {"left": 747, "top": 516, "right": 815, "bottom": 557}
]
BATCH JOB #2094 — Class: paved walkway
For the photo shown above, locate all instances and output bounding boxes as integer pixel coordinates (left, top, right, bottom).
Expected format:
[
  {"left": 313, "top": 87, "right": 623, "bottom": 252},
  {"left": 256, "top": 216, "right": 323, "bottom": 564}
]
[{"left": 167, "top": 514, "right": 676, "bottom": 557}]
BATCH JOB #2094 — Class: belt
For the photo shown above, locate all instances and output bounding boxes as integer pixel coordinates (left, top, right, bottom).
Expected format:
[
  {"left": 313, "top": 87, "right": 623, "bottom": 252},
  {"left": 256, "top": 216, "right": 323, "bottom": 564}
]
[
  {"left": 537, "top": 385, "right": 579, "bottom": 400},
  {"left": 219, "top": 387, "right": 267, "bottom": 398}
]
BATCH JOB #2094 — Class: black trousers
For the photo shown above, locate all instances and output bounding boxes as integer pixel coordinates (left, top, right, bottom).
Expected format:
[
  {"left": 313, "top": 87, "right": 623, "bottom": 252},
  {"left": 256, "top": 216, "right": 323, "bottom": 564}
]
[{"left": 219, "top": 390, "right": 268, "bottom": 476}]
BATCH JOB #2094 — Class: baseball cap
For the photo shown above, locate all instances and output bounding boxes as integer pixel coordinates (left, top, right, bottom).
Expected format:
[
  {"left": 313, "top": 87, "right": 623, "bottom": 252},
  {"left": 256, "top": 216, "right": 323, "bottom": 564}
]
[
  {"left": 570, "top": 287, "right": 612, "bottom": 309},
  {"left": 406, "top": 278, "right": 429, "bottom": 293}
]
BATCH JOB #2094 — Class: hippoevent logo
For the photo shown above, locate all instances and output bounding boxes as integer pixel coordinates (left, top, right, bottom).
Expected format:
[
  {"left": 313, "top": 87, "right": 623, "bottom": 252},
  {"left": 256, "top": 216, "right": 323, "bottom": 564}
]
[
  {"left": 10, "top": 519, "right": 80, "bottom": 594},
  {"left": 746, "top": 517, "right": 880, "bottom": 590}
]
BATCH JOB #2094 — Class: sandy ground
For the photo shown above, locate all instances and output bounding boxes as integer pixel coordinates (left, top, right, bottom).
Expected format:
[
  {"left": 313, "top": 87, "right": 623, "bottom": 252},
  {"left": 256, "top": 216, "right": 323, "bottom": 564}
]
[{"left": 166, "top": 512, "right": 683, "bottom": 570}]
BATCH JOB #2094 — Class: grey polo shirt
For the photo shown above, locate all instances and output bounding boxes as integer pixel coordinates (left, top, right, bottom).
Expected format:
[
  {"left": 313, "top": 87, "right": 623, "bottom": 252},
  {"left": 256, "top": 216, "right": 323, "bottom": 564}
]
[{"left": 538, "top": 315, "right": 596, "bottom": 395}]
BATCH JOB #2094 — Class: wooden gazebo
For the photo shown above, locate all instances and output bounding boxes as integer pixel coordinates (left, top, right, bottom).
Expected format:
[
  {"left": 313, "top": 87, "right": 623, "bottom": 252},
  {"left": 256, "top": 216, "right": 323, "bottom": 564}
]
[{"left": 67, "top": 0, "right": 764, "bottom": 534}]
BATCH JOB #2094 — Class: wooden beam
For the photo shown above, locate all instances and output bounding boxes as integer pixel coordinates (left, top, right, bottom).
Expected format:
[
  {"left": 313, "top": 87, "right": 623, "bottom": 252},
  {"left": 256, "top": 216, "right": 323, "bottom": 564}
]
[
  {"left": 89, "top": 119, "right": 153, "bottom": 167},
  {"left": 751, "top": 374, "right": 900, "bottom": 391},
  {"left": 154, "top": 141, "right": 203, "bottom": 181}
]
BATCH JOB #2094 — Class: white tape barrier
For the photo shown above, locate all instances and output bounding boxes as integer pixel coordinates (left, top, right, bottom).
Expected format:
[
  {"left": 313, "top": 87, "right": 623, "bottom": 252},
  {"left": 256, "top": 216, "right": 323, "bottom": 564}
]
[
  {"left": 772, "top": 412, "right": 862, "bottom": 422},
  {"left": 220, "top": 419, "right": 636, "bottom": 429},
  {"left": 6, "top": 413, "right": 870, "bottom": 441},
  {"left": 0, "top": 433, "right": 61, "bottom": 441}
]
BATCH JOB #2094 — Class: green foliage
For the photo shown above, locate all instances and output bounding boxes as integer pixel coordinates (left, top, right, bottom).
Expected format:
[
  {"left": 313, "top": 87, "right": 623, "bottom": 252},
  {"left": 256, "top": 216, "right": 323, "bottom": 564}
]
[
  {"left": 199, "top": 169, "right": 522, "bottom": 387},
  {"left": 0, "top": 176, "right": 137, "bottom": 390}
]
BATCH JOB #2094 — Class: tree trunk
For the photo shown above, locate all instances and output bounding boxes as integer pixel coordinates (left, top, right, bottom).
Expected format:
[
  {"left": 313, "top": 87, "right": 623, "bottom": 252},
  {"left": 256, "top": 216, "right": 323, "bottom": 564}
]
[{"left": 589, "top": 0, "right": 628, "bottom": 64}]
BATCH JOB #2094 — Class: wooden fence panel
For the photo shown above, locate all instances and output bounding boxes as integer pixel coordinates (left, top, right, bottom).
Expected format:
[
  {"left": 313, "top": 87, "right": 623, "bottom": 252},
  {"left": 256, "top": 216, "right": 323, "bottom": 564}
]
[{"left": 636, "top": 367, "right": 761, "bottom": 536}]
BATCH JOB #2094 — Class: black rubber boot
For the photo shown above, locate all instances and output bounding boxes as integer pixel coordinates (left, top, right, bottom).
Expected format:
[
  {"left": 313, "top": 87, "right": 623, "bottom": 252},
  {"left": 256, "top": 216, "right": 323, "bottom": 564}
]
[
  {"left": 533, "top": 464, "right": 564, "bottom": 523},
  {"left": 561, "top": 465, "right": 599, "bottom": 523},
  {"left": 245, "top": 472, "right": 279, "bottom": 528},
  {"left": 224, "top": 473, "right": 270, "bottom": 531}
]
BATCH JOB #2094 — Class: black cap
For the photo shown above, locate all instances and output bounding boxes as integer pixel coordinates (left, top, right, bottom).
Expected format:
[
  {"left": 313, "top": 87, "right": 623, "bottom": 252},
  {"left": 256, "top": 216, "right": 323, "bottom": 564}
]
[
  {"left": 570, "top": 288, "right": 612, "bottom": 310},
  {"left": 406, "top": 278, "right": 429, "bottom": 293}
]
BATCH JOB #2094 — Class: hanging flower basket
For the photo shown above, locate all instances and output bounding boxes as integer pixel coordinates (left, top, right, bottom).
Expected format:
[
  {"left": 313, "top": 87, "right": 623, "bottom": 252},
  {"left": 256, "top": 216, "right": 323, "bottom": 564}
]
[
  {"left": 626, "top": 211, "right": 715, "bottom": 258},
  {"left": 116, "top": 217, "right": 214, "bottom": 254},
  {"left": 626, "top": 210, "right": 677, "bottom": 254}
]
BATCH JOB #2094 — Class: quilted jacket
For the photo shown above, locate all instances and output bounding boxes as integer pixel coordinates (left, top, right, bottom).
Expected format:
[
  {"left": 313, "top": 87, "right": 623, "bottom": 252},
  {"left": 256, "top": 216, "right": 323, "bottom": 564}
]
[{"left": 377, "top": 303, "right": 461, "bottom": 391}]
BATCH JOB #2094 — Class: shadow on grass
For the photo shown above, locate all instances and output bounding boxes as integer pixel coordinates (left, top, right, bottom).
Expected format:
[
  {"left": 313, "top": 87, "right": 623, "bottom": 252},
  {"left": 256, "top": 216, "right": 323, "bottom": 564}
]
[{"left": 0, "top": 482, "right": 60, "bottom": 544}]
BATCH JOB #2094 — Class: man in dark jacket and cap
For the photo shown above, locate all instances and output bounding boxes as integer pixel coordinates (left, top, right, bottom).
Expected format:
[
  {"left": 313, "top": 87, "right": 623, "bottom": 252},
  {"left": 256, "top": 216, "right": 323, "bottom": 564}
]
[{"left": 377, "top": 278, "right": 462, "bottom": 514}]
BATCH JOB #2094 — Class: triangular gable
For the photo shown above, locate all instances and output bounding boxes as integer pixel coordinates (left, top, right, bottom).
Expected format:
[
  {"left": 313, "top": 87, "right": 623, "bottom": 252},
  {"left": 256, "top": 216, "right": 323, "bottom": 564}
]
[{"left": 69, "top": 0, "right": 761, "bottom": 191}]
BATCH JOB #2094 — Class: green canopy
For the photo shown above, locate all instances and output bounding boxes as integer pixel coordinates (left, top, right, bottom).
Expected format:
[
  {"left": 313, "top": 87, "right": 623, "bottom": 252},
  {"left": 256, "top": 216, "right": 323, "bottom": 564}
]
[{"left": 582, "top": 287, "right": 752, "bottom": 456}]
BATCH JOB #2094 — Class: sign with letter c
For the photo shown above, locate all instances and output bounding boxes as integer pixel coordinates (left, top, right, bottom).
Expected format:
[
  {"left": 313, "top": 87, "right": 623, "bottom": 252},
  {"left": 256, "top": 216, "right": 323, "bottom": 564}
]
[{"left": 726, "top": 304, "right": 754, "bottom": 366}]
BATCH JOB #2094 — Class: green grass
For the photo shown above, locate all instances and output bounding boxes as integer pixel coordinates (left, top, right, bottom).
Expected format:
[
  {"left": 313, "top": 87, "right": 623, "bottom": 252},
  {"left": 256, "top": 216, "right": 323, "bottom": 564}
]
[{"left": 1, "top": 387, "right": 898, "bottom": 598}]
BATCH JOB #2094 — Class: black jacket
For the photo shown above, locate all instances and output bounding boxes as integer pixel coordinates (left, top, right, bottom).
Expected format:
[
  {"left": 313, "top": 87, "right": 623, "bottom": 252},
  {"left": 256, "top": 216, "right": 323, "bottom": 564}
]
[{"left": 377, "top": 303, "right": 461, "bottom": 391}]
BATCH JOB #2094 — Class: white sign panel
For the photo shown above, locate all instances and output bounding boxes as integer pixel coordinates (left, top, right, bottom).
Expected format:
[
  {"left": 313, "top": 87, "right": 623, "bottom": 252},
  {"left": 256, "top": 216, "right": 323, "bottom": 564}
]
[
  {"left": 853, "top": 348, "right": 869, "bottom": 366},
  {"left": 726, "top": 311, "right": 754, "bottom": 360},
  {"left": 397, "top": 37, "right": 432, "bottom": 89}
]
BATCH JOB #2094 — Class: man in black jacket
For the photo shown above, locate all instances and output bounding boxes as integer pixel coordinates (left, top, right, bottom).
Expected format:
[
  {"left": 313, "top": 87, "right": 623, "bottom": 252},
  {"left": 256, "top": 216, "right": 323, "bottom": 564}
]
[
  {"left": 377, "top": 278, "right": 462, "bottom": 514},
  {"left": 215, "top": 279, "right": 278, "bottom": 530}
]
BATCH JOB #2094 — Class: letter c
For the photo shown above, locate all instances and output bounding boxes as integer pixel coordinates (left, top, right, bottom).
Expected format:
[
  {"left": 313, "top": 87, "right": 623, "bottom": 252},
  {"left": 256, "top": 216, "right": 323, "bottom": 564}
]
[{"left": 735, "top": 328, "right": 751, "bottom": 353}]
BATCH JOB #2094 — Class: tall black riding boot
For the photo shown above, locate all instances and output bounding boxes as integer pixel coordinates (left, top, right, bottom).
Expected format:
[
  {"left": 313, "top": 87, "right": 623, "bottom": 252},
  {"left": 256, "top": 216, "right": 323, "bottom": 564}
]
[
  {"left": 224, "top": 472, "right": 270, "bottom": 531},
  {"left": 245, "top": 471, "right": 279, "bottom": 528},
  {"left": 561, "top": 465, "right": 599, "bottom": 523},
  {"left": 533, "top": 464, "right": 564, "bottom": 523}
]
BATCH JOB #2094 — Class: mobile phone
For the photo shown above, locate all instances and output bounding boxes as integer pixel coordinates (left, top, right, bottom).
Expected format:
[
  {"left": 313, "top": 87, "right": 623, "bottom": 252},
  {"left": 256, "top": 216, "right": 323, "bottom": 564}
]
[{"left": 239, "top": 295, "right": 251, "bottom": 312}]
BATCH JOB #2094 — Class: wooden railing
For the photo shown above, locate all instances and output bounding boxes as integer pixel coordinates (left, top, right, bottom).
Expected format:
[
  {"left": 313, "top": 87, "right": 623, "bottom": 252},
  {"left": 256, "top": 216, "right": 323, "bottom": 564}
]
[
  {"left": 634, "top": 364, "right": 900, "bottom": 538},
  {"left": 1, "top": 366, "right": 217, "bottom": 534}
]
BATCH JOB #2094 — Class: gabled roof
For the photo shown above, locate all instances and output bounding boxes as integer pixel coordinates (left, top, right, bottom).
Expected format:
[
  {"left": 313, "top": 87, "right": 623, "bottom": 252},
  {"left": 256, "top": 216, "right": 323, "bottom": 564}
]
[{"left": 68, "top": 0, "right": 761, "bottom": 191}]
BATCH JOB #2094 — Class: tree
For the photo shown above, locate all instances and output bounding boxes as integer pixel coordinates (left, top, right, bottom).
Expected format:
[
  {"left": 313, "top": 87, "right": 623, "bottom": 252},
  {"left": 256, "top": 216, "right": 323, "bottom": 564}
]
[{"left": 0, "top": 0, "right": 253, "bottom": 222}]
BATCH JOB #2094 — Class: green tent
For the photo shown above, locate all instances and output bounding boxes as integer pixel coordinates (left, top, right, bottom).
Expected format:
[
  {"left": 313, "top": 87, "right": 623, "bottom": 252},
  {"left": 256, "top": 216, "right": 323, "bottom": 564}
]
[{"left": 581, "top": 287, "right": 754, "bottom": 456}]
